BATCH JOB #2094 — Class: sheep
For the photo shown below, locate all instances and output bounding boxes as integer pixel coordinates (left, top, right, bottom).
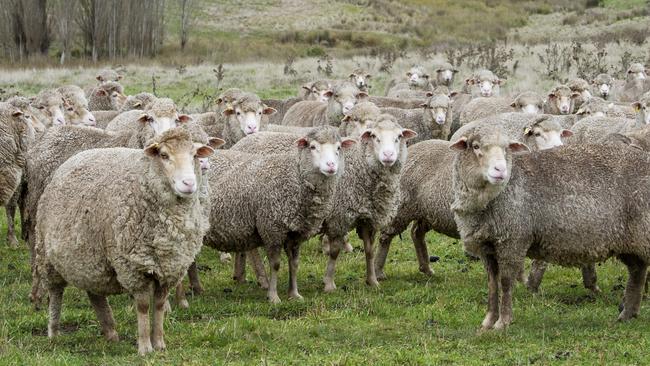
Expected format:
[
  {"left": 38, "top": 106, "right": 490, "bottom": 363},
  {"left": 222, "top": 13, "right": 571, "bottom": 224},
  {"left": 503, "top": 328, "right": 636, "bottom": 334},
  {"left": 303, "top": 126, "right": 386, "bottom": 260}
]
[
  {"left": 95, "top": 68, "right": 122, "bottom": 85},
  {"left": 56, "top": 85, "right": 96, "bottom": 127},
  {"left": 6, "top": 96, "right": 47, "bottom": 133},
  {"left": 367, "top": 96, "right": 427, "bottom": 109},
  {"left": 376, "top": 114, "right": 572, "bottom": 281},
  {"left": 30, "top": 89, "right": 67, "bottom": 127},
  {"left": 203, "top": 126, "right": 355, "bottom": 303},
  {"left": 449, "top": 124, "right": 650, "bottom": 329},
  {"left": 432, "top": 62, "right": 458, "bottom": 87},
  {"left": 386, "top": 88, "right": 432, "bottom": 100},
  {"left": 283, "top": 82, "right": 367, "bottom": 128},
  {"left": 1, "top": 103, "right": 35, "bottom": 247},
  {"left": 263, "top": 97, "right": 304, "bottom": 125},
  {"left": 619, "top": 63, "right": 650, "bottom": 102},
  {"left": 592, "top": 73, "right": 615, "bottom": 100},
  {"left": 348, "top": 68, "right": 371, "bottom": 92},
  {"left": 570, "top": 114, "right": 642, "bottom": 145},
  {"left": 567, "top": 78, "right": 592, "bottom": 109},
  {"left": 458, "top": 92, "right": 544, "bottom": 127},
  {"left": 33, "top": 128, "right": 214, "bottom": 355},
  {"left": 380, "top": 90, "right": 454, "bottom": 143},
  {"left": 94, "top": 91, "right": 157, "bottom": 129},
  {"left": 385, "top": 66, "right": 432, "bottom": 96},
  {"left": 466, "top": 69, "right": 505, "bottom": 98},
  {"left": 265, "top": 124, "right": 314, "bottom": 135},
  {"left": 543, "top": 85, "right": 580, "bottom": 115},
  {"left": 574, "top": 96, "right": 632, "bottom": 119},
  {"left": 87, "top": 81, "right": 126, "bottom": 111},
  {"left": 297, "top": 80, "right": 333, "bottom": 101},
  {"left": 339, "top": 101, "right": 382, "bottom": 137}
]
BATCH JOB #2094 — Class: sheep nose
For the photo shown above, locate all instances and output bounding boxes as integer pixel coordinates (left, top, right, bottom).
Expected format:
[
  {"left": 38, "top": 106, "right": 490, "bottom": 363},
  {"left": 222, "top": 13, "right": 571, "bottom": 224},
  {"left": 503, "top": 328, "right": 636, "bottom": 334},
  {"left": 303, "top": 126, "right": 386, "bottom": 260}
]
[
  {"left": 326, "top": 161, "right": 335, "bottom": 168},
  {"left": 383, "top": 151, "right": 394, "bottom": 158},
  {"left": 182, "top": 178, "right": 196, "bottom": 190},
  {"left": 247, "top": 125, "right": 257, "bottom": 132}
]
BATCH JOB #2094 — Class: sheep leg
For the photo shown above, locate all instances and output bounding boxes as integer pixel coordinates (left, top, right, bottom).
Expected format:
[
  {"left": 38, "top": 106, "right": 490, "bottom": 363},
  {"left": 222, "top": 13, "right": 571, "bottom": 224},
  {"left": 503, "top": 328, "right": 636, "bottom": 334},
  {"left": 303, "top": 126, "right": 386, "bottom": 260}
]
[
  {"left": 151, "top": 282, "right": 169, "bottom": 351},
  {"left": 5, "top": 203, "right": 18, "bottom": 248},
  {"left": 580, "top": 264, "right": 600, "bottom": 293},
  {"left": 481, "top": 255, "right": 499, "bottom": 330},
  {"left": 87, "top": 292, "right": 119, "bottom": 341},
  {"left": 285, "top": 242, "right": 303, "bottom": 300},
  {"left": 187, "top": 261, "right": 203, "bottom": 295},
  {"left": 30, "top": 270, "right": 44, "bottom": 310},
  {"left": 321, "top": 235, "right": 330, "bottom": 255},
  {"left": 493, "top": 270, "right": 514, "bottom": 330},
  {"left": 133, "top": 290, "right": 153, "bottom": 355},
  {"left": 359, "top": 226, "right": 379, "bottom": 287},
  {"left": 525, "top": 260, "right": 547, "bottom": 293},
  {"left": 323, "top": 236, "right": 343, "bottom": 292},
  {"left": 618, "top": 254, "right": 648, "bottom": 321},
  {"left": 232, "top": 252, "right": 247, "bottom": 284},
  {"left": 219, "top": 251, "right": 232, "bottom": 263},
  {"left": 47, "top": 285, "right": 64, "bottom": 338},
  {"left": 412, "top": 221, "right": 433, "bottom": 276},
  {"left": 175, "top": 280, "right": 189, "bottom": 309},
  {"left": 266, "top": 246, "right": 282, "bottom": 304},
  {"left": 247, "top": 248, "right": 269, "bottom": 290},
  {"left": 375, "top": 232, "right": 395, "bottom": 281}
]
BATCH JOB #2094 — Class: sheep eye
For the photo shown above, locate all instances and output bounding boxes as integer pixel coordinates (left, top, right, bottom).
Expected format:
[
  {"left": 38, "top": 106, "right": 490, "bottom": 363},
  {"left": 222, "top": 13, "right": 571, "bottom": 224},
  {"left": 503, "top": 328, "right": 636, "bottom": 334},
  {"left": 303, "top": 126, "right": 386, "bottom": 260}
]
[
  {"left": 534, "top": 132, "right": 541, "bottom": 137},
  {"left": 236, "top": 111, "right": 241, "bottom": 116},
  {"left": 472, "top": 144, "right": 480, "bottom": 150},
  {"left": 37, "top": 106, "right": 45, "bottom": 110},
  {"left": 160, "top": 153, "right": 169, "bottom": 160},
  {"left": 310, "top": 145, "right": 316, "bottom": 150},
  {"left": 67, "top": 107, "right": 74, "bottom": 112}
]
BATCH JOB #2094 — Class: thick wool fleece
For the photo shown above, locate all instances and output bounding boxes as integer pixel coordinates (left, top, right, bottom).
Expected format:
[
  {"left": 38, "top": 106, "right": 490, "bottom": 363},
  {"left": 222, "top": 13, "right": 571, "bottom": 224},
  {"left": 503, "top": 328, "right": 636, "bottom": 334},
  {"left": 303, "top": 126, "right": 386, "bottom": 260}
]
[{"left": 35, "top": 130, "right": 207, "bottom": 295}]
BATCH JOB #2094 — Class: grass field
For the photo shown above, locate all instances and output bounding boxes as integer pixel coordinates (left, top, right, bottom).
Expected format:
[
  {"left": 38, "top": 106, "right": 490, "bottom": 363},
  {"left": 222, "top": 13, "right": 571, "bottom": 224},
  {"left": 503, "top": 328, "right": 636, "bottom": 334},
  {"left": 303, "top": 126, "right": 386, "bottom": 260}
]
[{"left": 2, "top": 204, "right": 649, "bottom": 364}]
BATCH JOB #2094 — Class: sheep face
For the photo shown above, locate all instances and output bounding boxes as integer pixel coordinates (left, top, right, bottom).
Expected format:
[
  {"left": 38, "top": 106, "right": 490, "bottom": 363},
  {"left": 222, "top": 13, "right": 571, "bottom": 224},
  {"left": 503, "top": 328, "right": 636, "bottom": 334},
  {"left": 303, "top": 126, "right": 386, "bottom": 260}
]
[
  {"left": 511, "top": 93, "right": 543, "bottom": 114},
  {"left": 144, "top": 134, "right": 214, "bottom": 197},
  {"left": 360, "top": 120, "right": 416, "bottom": 167},
  {"left": 435, "top": 67, "right": 458, "bottom": 86},
  {"left": 575, "top": 97, "right": 610, "bottom": 118},
  {"left": 450, "top": 131, "right": 528, "bottom": 185},
  {"left": 547, "top": 87, "right": 578, "bottom": 115},
  {"left": 422, "top": 95, "right": 451, "bottom": 125},
  {"left": 96, "top": 70, "right": 122, "bottom": 85},
  {"left": 64, "top": 100, "right": 96, "bottom": 127},
  {"left": 110, "top": 90, "right": 127, "bottom": 110},
  {"left": 225, "top": 103, "right": 275, "bottom": 136},
  {"left": 296, "top": 135, "right": 355, "bottom": 176},
  {"left": 633, "top": 99, "right": 650, "bottom": 125},
  {"left": 311, "top": 87, "right": 332, "bottom": 103},
  {"left": 406, "top": 67, "right": 429, "bottom": 88},
  {"left": 198, "top": 138, "right": 225, "bottom": 174},
  {"left": 341, "top": 115, "right": 375, "bottom": 138},
  {"left": 138, "top": 110, "right": 191, "bottom": 137},
  {"left": 626, "top": 63, "right": 648, "bottom": 82},
  {"left": 523, "top": 119, "right": 572, "bottom": 151},
  {"left": 349, "top": 71, "right": 371, "bottom": 90},
  {"left": 331, "top": 87, "right": 366, "bottom": 116},
  {"left": 33, "top": 98, "right": 66, "bottom": 126},
  {"left": 592, "top": 75, "right": 613, "bottom": 99}
]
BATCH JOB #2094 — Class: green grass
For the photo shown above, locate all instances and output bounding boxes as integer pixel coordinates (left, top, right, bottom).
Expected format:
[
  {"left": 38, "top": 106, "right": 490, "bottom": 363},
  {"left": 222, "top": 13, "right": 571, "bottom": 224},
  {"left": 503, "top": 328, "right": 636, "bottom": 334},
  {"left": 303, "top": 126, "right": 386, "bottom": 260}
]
[
  {"left": 2, "top": 206, "right": 649, "bottom": 365},
  {"left": 601, "top": 0, "right": 647, "bottom": 9}
]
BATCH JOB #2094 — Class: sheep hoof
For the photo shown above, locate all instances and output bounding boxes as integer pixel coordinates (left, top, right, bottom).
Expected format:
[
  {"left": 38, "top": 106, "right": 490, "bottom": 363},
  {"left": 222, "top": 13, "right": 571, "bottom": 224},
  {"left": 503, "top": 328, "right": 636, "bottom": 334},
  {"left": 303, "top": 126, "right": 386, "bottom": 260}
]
[
  {"left": 589, "top": 286, "right": 602, "bottom": 294},
  {"left": 189, "top": 285, "right": 204, "bottom": 295},
  {"left": 138, "top": 343, "right": 154, "bottom": 356},
  {"left": 323, "top": 282, "right": 337, "bottom": 293},
  {"left": 178, "top": 299, "right": 189, "bottom": 309},
  {"left": 288, "top": 292, "right": 304, "bottom": 301},
  {"left": 152, "top": 338, "right": 166, "bottom": 351},
  {"left": 258, "top": 281, "right": 269, "bottom": 290},
  {"left": 219, "top": 252, "right": 232, "bottom": 263},
  {"left": 343, "top": 242, "right": 354, "bottom": 253},
  {"left": 7, "top": 235, "right": 19, "bottom": 248},
  {"left": 617, "top": 310, "right": 638, "bottom": 321},
  {"left": 481, "top": 313, "right": 497, "bottom": 329},
  {"left": 419, "top": 267, "right": 434, "bottom": 276},
  {"left": 493, "top": 318, "right": 510, "bottom": 330},
  {"left": 376, "top": 271, "right": 387, "bottom": 281},
  {"left": 366, "top": 278, "right": 380, "bottom": 288},
  {"left": 268, "top": 294, "right": 281, "bottom": 304},
  {"left": 105, "top": 330, "right": 120, "bottom": 342}
]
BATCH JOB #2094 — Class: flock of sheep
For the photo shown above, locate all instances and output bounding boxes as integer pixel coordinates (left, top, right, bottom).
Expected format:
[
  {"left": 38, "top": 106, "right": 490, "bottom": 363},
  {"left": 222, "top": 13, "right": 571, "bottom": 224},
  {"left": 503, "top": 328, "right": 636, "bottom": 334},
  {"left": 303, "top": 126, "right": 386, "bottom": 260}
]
[{"left": 1, "top": 60, "right": 650, "bottom": 355}]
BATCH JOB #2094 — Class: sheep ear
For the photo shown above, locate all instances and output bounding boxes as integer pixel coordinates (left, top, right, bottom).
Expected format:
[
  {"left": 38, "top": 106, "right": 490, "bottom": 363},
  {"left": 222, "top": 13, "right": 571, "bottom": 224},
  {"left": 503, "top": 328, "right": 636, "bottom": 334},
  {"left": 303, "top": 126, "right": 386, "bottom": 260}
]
[
  {"left": 425, "top": 92, "right": 434, "bottom": 97},
  {"left": 348, "top": 73, "right": 356, "bottom": 78},
  {"left": 323, "top": 90, "right": 333, "bottom": 98},
  {"left": 452, "top": 69, "right": 459, "bottom": 73},
  {"left": 497, "top": 79, "right": 506, "bottom": 86},
  {"left": 609, "top": 133, "right": 642, "bottom": 150},
  {"left": 401, "top": 129, "right": 417, "bottom": 140},
  {"left": 570, "top": 92, "right": 581, "bottom": 99},
  {"left": 523, "top": 127, "right": 532, "bottom": 136},
  {"left": 144, "top": 143, "right": 159, "bottom": 157},
  {"left": 561, "top": 129, "right": 573, "bottom": 138},
  {"left": 133, "top": 101, "right": 143, "bottom": 108},
  {"left": 223, "top": 108, "right": 235, "bottom": 116},
  {"left": 420, "top": 103, "right": 429, "bottom": 108},
  {"left": 196, "top": 145, "right": 215, "bottom": 158},
  {"left": 508, "top": 142, "right": 529, "bottom": 153},
  {"left": 356, "top": 92, "right": 368, "bottom": 99},
  {"left": 422, "top": 74, "right": 430, "bottom": 79},
  {"left": 12, "top": 110, "right": 24, "bottom": 117},
  {"left": 435, "top": 68, "right": 443, "bottom": 73},
  {"left": 632, "top": 102, "right": 642, "bottom": 112},
  {"left": 365, "top": 74, "right": 372, "bottom": 79},
  {"left": 262, "top": 106, "right": 277, "bottom": 115},
  {"left": 295, "top": 137, "right": 310, "bottom": 148},
  {"left": 302, "top": 85, "right": 311, "bottom": 91},
  {"left": 96, "top": 75, "right": 103, "bottom": 82},
  {"left": 449, "top": 91, "right": 458, "bottom": 98},
  {"left": 406, "top": 72, "right": 412, "bottom": 77},
  {"left": 215, "top": 97, "right": 224, "bottom": 105},
  {"left": 576, "top": 107, "right": 585, "bottom": 115},
  {"left": 510, "top": 101, "right": 517, "bottom": 108},
  {"left": 138, "top": 113, "right": 153, "bottom": 124},
  {"left": 465, "top": 78, "right": 474, "bottom": 85},
  {"left": 207, "top": 137, "right": 226, "bottom": 149},
  {"left": 117, "top": 75, "right": 123, "bottom": 80},
  {"left": 360, "top": 130, "right": 373, "bottom": 142},
  {"left": 547, "top": 93, "right": 556, "bottom": 99},
  {"left": 449, "top": 137, "right": 468, "bottom": 151},
  {"left": 341, "top": 115, "right": 352, "bottom": 122},
  {"left": 341, "top": 138, "right": 357, "bottom": 148},
  {"left": 177, "top": 114, "right": 192, "bottom": 123},
  {"left": 96, "top": 89, "right": 108, "bottom": 97}
]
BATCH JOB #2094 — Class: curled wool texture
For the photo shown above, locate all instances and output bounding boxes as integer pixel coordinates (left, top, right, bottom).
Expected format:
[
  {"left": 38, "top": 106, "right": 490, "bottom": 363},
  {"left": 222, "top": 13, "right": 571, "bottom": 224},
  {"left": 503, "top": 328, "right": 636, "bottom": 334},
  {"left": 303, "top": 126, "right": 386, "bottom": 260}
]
[
  {"left": 367, "top": 96, "right": 427, "bottom": 109},
  {"left": 87, "top": 82, "right": 124, "bottom": 111},
  {"left": 570, "top": 116, "right": 639, "bottom": 144},
  {"left": 283, "top": 83, "right": 359, "bottom": 128},
  {"left": 35, "top": 146, "right": 207, "bottom": 294},
  {"left": 0, "top": 105, "right": 31, "bottom": 205}
]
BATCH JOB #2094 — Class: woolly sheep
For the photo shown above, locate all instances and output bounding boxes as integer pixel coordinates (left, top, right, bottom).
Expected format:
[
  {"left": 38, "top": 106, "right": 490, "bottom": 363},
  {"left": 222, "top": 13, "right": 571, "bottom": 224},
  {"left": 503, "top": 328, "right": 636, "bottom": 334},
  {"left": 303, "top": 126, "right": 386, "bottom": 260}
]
[
  {"left": 381, "top": 90, "right": 454, "bottom": 143},
  {"left": 56, "top": 85, "right": 96, "bottom": 127},
  {"left": 466, "top": 69, "right": 505, "bottom": 98},
  {"left": 619, "top": 63, "right": 650, "bottom": 102},
  {"left": 297, "top": 80, "right": 333, "bottom": 101},
  {"left": 449, "top": 124, "right": 650, "bottom": 329},
  {"left": 592, "top": 73, "right": 615, "bottom": 100},
  {"left": 543, "top": 85, "right": 580, "bottom": 115},
  {"left": 339, "top": 102, "right": 382, "bottom": 137},
  {"left": 203, "top": 126, "right": 355, "bottom": 303},
  {"left": 95, "top": 68, "right": 122, "bottom": 85},
  {"left": 433, "top": 62, "right": 458, "bottom": 87},
  {"left": 348, "top": 68, "right": 371, "bottom": 92},
  {"left": 34, "top": 128, "right": 214, "bottom": 354},
  {"left": 263, "top": 97, "right": 303, "bottom": 125},
  {"left": 385, "top": 66, "right": 433, "bottom": 96},
  {"left": 367, "top": 96, "right": 427, "bottom": 109},
  {"left": 87, "top": 82, "right": 126, "bottom": 111},
  {"left": 6, "top": 96, "right": 47, "bottom": 133},
  {"left": 458, "top": 92, "right": 544, "bottom": 127},
  {"left": 570, "top": 103, "right": 645, "bottom": 144},
  {"left": 376, "top": 114, "right": 572, "bottom": 281},
  {"left": 30, "top": 89, "right": 67, "bottom": 127},
  {"left": 283, "top": 82, "right": 367, "bottom": 128},
  {"left": 567, "top": 78, "right": 592, "bottom": 109}
]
